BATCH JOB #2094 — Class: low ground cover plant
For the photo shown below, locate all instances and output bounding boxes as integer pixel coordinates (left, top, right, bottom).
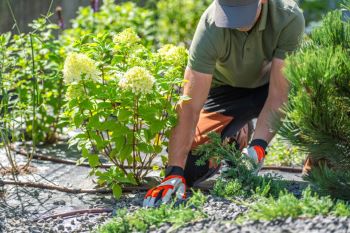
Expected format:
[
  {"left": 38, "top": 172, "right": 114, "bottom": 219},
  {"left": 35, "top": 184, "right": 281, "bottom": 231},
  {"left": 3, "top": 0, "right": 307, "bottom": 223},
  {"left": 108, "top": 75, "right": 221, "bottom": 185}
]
[
  {"left": 195, "top": 134, "right": 350, "bottom": 224},
  {"left": 97, "top": 190, "right": 207, "bottom": 233},
  {"left": 264, "top": 134, "right": 305, "bottom": 167},
  {"left": 239, "top": 187, "right": 350, "bottom": 222},
  {"left": 63, "top": 28, "right": 188, "bottom": 197},
  {"left": 195, "top": 132, "right": 286, "bottom": 199}
]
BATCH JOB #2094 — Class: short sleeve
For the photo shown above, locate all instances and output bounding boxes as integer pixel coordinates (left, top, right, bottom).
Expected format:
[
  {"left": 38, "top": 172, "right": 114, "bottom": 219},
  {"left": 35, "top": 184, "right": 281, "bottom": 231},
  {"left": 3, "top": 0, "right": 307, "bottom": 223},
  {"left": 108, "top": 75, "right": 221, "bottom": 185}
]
[
  {"left": 187, "top": 13, "right": 222, "bottom": 74},
  {"left": 273, "top": 11, "right": 305, "bottom": 60}
]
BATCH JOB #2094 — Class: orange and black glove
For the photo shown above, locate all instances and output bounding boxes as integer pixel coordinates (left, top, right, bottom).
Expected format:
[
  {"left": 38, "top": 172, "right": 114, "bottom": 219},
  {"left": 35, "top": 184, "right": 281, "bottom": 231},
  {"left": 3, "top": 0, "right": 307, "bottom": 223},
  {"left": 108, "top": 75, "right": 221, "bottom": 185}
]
[
  {"left": 242, "top": 139, "right": 267, "bottom": 173},
  {"left": 143, "top": 166, "right": 186, "bottom": 208}
]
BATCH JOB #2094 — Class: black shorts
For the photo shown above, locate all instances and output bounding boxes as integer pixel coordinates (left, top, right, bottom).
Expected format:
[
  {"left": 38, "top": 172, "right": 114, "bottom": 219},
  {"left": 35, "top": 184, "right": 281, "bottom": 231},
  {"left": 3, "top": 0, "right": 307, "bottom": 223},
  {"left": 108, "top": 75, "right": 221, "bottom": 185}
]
[{"left": 184, "top": 83, "right": 269, "bottom": 186}]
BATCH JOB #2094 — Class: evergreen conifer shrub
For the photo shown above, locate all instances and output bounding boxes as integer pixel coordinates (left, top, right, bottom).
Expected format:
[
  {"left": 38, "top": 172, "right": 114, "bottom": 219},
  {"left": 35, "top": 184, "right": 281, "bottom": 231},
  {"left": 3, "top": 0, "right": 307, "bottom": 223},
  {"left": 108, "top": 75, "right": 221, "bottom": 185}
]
[{"left": 281, "top": 3, "right": 350, "bottom": 200}]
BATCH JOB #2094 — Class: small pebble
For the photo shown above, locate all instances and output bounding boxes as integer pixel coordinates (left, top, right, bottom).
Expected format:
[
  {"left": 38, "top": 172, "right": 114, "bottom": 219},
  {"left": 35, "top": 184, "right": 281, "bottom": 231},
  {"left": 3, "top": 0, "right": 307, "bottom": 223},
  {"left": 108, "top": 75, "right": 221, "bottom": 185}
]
[{"left": 57, "top": 225, "right": 64, "bottom": 231}]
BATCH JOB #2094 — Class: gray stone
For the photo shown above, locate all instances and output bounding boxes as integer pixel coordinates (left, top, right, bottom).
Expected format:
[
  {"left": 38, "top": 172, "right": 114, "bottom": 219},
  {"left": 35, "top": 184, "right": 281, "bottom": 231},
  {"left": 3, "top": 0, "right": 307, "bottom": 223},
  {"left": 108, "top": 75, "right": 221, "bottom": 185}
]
[{"left": 57, "top": 224, "right": 65, "bottom": 231}]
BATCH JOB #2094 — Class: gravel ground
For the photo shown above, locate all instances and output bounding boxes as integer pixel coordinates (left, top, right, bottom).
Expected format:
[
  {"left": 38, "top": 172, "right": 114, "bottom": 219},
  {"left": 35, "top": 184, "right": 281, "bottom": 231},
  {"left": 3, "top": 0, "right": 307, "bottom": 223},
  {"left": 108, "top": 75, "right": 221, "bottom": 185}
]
[
  {"left": 1, "top": 145, "right": 349, "bottom": 233},
  {"left": 2, "top": 184, "right": 350, "bottom": 233}
]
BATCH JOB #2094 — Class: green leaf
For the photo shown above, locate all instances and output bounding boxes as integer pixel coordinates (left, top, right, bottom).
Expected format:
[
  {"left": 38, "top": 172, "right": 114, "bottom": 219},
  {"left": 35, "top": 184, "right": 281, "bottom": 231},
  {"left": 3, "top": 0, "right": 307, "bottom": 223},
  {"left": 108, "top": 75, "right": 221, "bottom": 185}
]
[
  {"left": 113, "top": 136, "right": 126, "bottom": 151},
  {"left": 161, "top": 155, "right": 168, "bottom": 165},
  {"left": 87, "top": 115, "right": 100, "bottom": 128},
  {"left": 118, "top": 109, "right": 131, "bottom": 121},
  {"left": 88, "top": 154, "right": 101, "bottom": 168},
  {"left": 82, "top": 148, "right": 100, "bottom": 168},
  {"left": 112, "top": 184, "right": 122, "bottom": 199},
  {"left": 81, "top": 99, "right": 94, "bottom": 110},
  {"left": 99, "top": 120, "right": 118, "bottom": 131},
  {"left": 153, "top": 145, "right": 162, "bottom": 154},
  {"left": 118, "top": 144, "right": 133, "bottom": 163},
  {"left": 74, "top": 114, "right": 84, "bottom": 127},
  {"left": 137, "top": 143, "right": 153, "bottom": 153},
  {"left": 69, "top": 99, "right": 79, "bottom": 108},
  {"left": 126, "top": 173, "right": 137, "bottom": 185},
  {"left": 73, "top": 133, "right": 87, "bottom": 139},
  {"left": 149, "top": 120, "right": 166, "bottom": 133},
  {"left": 97, "top": 102, "right": 112, "bottom": 109}
]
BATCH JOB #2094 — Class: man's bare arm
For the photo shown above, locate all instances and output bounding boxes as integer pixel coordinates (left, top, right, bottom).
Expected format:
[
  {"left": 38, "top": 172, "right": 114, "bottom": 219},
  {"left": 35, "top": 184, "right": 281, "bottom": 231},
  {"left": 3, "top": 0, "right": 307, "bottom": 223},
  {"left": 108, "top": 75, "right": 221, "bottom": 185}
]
[
  {"left": 253, "top": 58, "right": 289, "bottom": 143},
  {"left": 168, "top": 67, "right": 212, "bottom": 169}
]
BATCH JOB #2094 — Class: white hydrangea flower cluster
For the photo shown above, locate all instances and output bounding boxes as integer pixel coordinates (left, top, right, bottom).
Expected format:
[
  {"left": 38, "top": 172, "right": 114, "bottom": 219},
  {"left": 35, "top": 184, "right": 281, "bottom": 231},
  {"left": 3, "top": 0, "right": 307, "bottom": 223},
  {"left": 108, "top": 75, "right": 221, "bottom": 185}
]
[
  {"left": 63, "top": 52, "right": 100, "bottom": 83},
  {"left": 119, "top": 66, "right": 155, "bottom": 94},
  {"left": 113, "top": 28, "right": 141, "bottom": 45},
  {"left": 158, "top": 44, "right": 188, "bottom": 66}
]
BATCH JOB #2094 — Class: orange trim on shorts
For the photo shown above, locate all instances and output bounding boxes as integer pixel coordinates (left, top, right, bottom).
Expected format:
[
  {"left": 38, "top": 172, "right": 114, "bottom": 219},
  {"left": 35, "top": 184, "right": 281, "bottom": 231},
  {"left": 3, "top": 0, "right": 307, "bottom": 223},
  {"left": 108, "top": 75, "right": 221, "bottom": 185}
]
[{"left": 191, "top": 110, "right": 233, "bottom": 150}]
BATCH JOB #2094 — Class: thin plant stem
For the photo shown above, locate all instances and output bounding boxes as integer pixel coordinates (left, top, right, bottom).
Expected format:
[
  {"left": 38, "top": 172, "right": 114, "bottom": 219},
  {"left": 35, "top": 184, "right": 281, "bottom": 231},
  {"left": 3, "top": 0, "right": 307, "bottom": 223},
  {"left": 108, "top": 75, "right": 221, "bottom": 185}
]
[
  {"left": 6, "top": 0, "right": 21, "bottom": 34},
  {"left": 132, "top": 96, "right": 137, "bottom": 176},
  {"left": 0, "top": 33, "right": 19, "bottom": 173},
  {"left": 46, "top": 0, "right": 54, "bottom": 17},
  {"left": 24, "top": 33, "right": 37, "bottom": 169},
  {"left": 50, "top": 74, "right": 63, "bottom": 142}
]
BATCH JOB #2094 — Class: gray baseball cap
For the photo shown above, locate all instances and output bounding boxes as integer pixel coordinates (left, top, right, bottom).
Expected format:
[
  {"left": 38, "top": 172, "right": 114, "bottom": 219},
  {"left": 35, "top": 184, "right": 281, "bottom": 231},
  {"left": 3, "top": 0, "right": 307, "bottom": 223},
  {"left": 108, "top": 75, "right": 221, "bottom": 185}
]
[{"left": 214, "top": 0, "right": 260, "bottom": 28}]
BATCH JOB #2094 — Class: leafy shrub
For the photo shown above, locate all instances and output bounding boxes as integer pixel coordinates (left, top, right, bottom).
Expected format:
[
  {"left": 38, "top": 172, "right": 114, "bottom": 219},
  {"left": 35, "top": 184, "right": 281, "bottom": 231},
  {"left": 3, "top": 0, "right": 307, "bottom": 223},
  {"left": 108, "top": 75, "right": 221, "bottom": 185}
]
[
  {"left": 63, "top": 0, "right": 212, "bottom": 48},
  {"left": 62, "top": 0, "right": 156, "bottom": 49},
  {"left": 1, "top": 16, "right": 66, "bottom": 144},
  {"left": 280, "top": 4, "right": 350, "bottom": 200},
  {"left": 155, "top": 0, "right": 211, "bottom": 46},
  {"left": 97, "top": 190, "right": 207, "bottom": 233},
  {"left": 298, "top": 0, "right": 342, "bottom": 25},
  {"left": 63, "top": 28, "right": 188, "bottom": 197}
]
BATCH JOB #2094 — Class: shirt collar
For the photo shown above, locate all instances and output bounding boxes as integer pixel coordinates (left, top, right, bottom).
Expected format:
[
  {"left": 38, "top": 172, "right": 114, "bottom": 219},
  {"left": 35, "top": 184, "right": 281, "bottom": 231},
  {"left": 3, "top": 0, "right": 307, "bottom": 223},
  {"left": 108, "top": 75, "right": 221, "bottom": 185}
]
[{"left": 258, "top": 1, "right": 268, "bottom": 31}]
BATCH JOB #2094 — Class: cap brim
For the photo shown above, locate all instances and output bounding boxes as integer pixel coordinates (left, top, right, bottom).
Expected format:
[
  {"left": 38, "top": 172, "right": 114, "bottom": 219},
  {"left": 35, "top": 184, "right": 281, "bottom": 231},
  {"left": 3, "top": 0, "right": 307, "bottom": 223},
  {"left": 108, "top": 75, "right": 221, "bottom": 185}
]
[{"left": 214, "top": 0, "right": 259, "bottom": 28}]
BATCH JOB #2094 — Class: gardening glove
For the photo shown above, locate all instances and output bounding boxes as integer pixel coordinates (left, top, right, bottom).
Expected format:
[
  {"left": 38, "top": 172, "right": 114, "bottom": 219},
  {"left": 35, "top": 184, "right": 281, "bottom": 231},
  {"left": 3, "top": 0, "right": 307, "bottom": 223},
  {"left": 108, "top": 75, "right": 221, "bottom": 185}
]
[
  {"left": 143, "top": 166, "right": 186, "bottom": 208},
  {"left": 242, "top": 139, "right": 267, "bottom": 173}
]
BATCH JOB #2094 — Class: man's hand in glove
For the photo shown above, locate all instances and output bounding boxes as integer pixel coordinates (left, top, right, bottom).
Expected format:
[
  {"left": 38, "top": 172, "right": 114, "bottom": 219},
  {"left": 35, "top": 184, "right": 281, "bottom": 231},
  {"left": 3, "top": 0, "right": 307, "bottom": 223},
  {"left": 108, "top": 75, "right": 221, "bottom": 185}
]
[
  {"left": 242, "top": 139, "right": 267, "bottom": 172},
  {"left": 143, "top": 166, "right": 186, "bottom": 207}
]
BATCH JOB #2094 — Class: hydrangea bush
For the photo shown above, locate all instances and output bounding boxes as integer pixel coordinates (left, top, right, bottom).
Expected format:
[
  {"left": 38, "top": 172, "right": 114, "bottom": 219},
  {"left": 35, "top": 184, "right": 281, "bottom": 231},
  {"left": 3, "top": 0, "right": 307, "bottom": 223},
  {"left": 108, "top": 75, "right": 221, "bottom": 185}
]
[{"left": 63, "top": 29, "right": 188, "bottom": 198}]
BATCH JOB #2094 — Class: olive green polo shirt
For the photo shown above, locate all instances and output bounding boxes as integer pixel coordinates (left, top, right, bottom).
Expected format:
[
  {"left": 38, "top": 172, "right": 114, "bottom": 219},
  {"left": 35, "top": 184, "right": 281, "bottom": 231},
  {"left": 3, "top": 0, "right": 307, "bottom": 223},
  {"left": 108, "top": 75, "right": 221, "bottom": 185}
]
[{"left": 188, "top": 0, "right": 305, "bottom": 88}]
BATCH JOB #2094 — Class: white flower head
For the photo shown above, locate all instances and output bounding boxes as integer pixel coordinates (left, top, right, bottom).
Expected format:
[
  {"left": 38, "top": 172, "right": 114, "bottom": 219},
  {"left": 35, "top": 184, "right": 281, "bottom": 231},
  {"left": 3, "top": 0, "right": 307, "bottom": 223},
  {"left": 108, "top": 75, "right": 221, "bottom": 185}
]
[
  {"left": 63, "top": 52, "right": 100, "bottom": 83},
  {"left": 113, "top": 28, "right": 140, "bottom": 46},
  {"left": 119, "top": 66, "right": 155, "bottom": 94},
  {"left": 158, "top": 44, "right": 188, "bottom": 66}
]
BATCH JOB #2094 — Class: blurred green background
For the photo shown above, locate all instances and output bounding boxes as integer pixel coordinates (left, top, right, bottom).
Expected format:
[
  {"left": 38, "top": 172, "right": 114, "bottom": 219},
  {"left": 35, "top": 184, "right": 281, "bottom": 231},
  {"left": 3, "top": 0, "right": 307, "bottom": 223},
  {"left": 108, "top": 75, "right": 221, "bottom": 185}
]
[{"left": 0, "top": 0, "right": 343, "bottom": 34}]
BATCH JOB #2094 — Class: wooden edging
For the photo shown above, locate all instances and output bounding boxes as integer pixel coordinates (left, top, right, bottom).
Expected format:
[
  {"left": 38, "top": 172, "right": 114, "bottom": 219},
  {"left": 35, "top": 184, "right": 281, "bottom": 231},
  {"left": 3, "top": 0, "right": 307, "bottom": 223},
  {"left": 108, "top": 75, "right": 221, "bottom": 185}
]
[
  {"left": 261, "top": 166, "right": 302, "bottom": 173},
  {"left": 12, "top": 147, "right": 156, "bottom": 170},
  {"left": 39, "top": 208, "right": 113, "bottom": 221},
  {"left": 1, "top": 180, "right": 148, "bottom": 194},
  {"left": 12, "top": 147, "right": 302, "bottom": 173}
]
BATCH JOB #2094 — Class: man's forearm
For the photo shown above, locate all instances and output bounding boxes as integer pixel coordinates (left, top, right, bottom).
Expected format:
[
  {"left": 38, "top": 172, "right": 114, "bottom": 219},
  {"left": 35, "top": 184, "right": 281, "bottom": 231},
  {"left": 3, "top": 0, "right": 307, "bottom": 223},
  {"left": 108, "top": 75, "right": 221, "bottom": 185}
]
[
  {"left": 166, "top": 68, "right": 213, "bottom": 169},
  {"left": 253, "top": 97, "right": 287, "bottom": 144},
  {"left": 253, "top": 58, "right": 289, "bottom": 144}
]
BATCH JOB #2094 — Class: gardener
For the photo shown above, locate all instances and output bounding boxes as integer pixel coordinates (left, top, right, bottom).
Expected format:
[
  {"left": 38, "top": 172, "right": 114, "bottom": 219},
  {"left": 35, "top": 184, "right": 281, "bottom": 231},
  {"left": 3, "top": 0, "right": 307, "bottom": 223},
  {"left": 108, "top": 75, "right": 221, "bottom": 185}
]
[{"left": 143, "top": 0, "right": 304, "bottom": 207}]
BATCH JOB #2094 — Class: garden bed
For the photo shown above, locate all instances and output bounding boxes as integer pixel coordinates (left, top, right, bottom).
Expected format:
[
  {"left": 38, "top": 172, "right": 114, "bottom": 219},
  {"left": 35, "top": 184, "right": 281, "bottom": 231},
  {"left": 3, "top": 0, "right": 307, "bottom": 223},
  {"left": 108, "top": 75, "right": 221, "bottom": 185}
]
[{"left": 3, "top": 144, "right": 347, "bottom": 233}]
